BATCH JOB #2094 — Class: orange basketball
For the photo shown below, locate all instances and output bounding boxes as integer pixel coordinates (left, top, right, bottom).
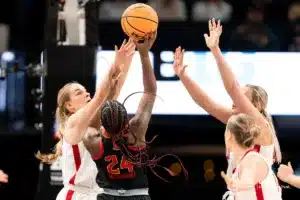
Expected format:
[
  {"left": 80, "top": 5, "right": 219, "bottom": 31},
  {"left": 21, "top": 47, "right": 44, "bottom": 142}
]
[{"left": 121, "top": 3, "right": 159, "bottom": 39}]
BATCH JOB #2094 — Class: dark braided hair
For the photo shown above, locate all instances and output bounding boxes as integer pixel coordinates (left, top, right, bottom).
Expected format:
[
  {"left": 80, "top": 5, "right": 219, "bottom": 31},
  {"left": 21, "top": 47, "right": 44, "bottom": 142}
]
[{"left": 100, "top": 92, "right": 188, "bottom": 182}]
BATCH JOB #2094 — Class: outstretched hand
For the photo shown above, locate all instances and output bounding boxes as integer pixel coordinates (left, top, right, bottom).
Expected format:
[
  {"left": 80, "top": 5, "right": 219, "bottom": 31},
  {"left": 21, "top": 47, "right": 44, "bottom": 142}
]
[
  {"left": 204, "top": 18, "right": 223, "bottom": 50},
  {"left": 114, "top": 37, "right": 136, "bottom": 67},
  {"left": 173, "top": 46, "right": 187, "bottom": 77},
  {"left": 134, "top": 31, "right": 157, "bottom": 56},
  {"left": 108, "top": 63, "right": 123, "bottom": 90}
]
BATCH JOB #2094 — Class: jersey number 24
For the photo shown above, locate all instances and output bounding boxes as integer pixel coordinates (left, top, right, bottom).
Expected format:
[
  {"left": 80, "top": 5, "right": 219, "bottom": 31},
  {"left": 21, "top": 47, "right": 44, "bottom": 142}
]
[{"left": 105, "top": 155, "right": 134, "bottom": 175}]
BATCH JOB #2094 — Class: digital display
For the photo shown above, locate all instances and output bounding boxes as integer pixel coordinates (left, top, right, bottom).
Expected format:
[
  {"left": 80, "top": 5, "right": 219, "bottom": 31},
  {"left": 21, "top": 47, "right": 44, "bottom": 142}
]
[{"left": 96, "top": 51, "right": 300, "bottom": 115}]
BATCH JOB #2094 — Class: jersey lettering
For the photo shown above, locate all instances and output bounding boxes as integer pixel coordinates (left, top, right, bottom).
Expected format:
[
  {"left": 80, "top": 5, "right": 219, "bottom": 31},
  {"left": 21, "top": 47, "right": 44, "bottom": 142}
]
[
  {"left": 105, "top": 155, "right": 120, "bottom": 174},
  {"left": 120, "top": 156, "right": 134, "bottom": 173},
  {"left": 104, "top": 155, "right": 136, "bottom": 179}
]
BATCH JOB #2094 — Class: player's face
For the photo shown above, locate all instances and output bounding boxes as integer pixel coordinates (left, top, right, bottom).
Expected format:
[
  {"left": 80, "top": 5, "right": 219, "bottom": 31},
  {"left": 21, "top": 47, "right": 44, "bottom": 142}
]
[
  {"left": 65, "top": 84, "right": 91, "bottom": 113},
  {"left": 232, "top": 86, "right": 253, "bottom": 115}
]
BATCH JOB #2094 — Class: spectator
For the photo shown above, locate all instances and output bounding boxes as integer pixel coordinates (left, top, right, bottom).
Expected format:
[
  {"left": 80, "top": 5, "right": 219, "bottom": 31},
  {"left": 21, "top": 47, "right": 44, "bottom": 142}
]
[
  {"left": 99, "top": 0, "right": 137, "bottom": 21},
  {"left": 229, "top": 5, "right": 280, "bottom": 51},
  {"left": 192, "top": 0, "right": 232, "bottom": 22},
  {"left": 149, "top": 0, "right": 187, "bottom": 21},
  {"left": 287, "top": 3, "right": 300, "bottom": 51}
]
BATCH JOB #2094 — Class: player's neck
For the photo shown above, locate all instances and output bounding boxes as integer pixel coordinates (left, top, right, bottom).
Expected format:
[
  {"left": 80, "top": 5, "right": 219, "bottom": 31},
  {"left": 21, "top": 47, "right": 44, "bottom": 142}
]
[{"left": 233, "top": 146, "right": 249, "bottom": 162}]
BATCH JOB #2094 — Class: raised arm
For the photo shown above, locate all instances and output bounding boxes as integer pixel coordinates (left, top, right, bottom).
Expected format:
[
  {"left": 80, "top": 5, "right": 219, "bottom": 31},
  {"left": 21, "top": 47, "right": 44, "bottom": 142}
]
[
  {"left": 173, "top": 46, "right": 231, "bottom": 124},
  {"left": 110, "top": 37, "right": 136, "bottom": 100},
  {"left": 89, "top": 38, "right": 136, "bottom": 129},
  {"left": 129, "top": 32, "right": 157, "bottom": 141},
  {"left": 64, "top": 64, "right": 121, "bottom": 145},
  {"left": 204, "top": 19, "right": 269, "bottom": 131}
]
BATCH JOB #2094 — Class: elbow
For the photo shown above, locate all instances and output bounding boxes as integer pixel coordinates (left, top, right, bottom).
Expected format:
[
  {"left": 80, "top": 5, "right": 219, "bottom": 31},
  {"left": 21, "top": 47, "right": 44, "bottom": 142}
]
[
  {"left": 64, "top": 129, "right": 81, "bottom": 145},
  {"left": 131, "top": 117, "right": 142, "bottom": 127},
  {"left": 152, "top": 84, "right": 157, "bottom": 94},
  {"left": 152, "top": 79, "right": 157, "bottom": 93},
  {"left": 145, "top": 84, "right": 157, "bottom": 94}
]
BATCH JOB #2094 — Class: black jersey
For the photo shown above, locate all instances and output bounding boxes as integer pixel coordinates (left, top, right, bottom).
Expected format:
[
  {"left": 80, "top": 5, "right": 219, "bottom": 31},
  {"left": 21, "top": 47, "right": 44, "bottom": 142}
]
[{"left": 93, "top": 132, "right": 148, "bottom": 190}]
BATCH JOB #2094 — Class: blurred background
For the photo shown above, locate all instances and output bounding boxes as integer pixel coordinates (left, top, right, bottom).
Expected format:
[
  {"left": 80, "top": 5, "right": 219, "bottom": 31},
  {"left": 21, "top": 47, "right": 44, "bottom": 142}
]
[{"left": 0, "top": 0, "right": 300, "bottom": 199}]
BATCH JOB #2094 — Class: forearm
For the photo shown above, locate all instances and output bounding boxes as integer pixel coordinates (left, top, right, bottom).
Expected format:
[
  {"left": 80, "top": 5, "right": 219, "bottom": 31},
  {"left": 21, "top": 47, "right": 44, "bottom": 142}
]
[
  {"left": 89, "top": 111, "right": 101, "bottom": 130},
  {"left": 140, "top": 53, "right": 157, "bottom": 93},
  {"left": 110, "top": 62, "right": 131, "bottom": 100},
  {"left": 90, "top": 69, "right": 116, "bottom": 128},
  {"left": 65, "top": 97, "right": 105, "bottom": 144},
  {"left": 180, "top": 73, "right": 216, "bottom": 111},
  {"left": 88, "top": 69, "right": 113, "bottom": 127},
  {"left": 65, "top": 71, "right": 110, "bottom": 144},
  {"left": 211, "top": 47, "right": 239, "bottom": 95},
  {"left": 286, "top": 175, "right": 300, "bottom": 189},
  {"left": 179, "top": 72, "right": 230, "bottom": 123},
  {"left": 90, "top": 60, "right": 131, "bottom": 128}
]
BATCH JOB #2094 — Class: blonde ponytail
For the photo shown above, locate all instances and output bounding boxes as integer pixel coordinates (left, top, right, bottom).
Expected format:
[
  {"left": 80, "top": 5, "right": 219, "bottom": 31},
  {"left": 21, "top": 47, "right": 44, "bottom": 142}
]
[
  {"left": 36, "top": 82, "right": 77, "bottom": 164},
  {"left": 261, "top": 110, "right": 282, "bottom": 163},
  {"left": 246, "top": 84, "right": 281, "bottom": 163},
  {"left": 36, "top": 107, "right": 68, "bottom": 164},
  {"left": 35, "top": 139, "right": 62, "bottom": 164}
]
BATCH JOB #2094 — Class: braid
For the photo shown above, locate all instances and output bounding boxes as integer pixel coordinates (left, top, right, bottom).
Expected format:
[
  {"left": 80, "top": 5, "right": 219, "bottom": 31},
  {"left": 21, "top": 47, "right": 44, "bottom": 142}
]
[{"left": 101, "top": 94, "right": 188, "bottom": 182}]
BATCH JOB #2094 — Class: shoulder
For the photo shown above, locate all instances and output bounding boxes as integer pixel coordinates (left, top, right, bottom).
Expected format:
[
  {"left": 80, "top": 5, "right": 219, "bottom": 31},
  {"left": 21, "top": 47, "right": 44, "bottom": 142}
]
[
  {"left": 241, "top": 153, "right": 267, "bottom": 172},
  {"left": 84, "top": 127, "right": 100, "bottom": 138},
  {"left": 83, "top": 127, "right": 101, "bottom": 147},
  {"left": 243, "top": 153, "right": 269, "bottom": 182}
]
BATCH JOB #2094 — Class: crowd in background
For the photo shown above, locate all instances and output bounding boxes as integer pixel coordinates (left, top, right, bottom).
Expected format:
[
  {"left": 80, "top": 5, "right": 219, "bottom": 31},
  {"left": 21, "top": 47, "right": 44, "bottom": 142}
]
[{"left": 97, "top": 0, "right": 300, "bottom": 51}]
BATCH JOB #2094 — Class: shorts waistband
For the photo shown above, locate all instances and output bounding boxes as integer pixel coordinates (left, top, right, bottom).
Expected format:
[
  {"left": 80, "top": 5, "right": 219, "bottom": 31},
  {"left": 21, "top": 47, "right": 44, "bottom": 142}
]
[
  {"left": 102, "top": 188, "right": 149, "bottom": 196},
  {"left": 65, "top": 184, "right": 103, "bottom": 195}
]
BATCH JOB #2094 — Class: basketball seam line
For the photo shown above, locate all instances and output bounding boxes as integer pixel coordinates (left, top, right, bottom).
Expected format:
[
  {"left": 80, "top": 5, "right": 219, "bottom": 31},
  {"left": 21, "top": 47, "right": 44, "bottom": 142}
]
[
  {"left": 121, "top": 18, "right": 129, "bottom": 36},
  {"left": 125, "top": 17, "right": 145, "bottom": 34},
  {"left": 121, "top": 16, "right": 158, "bottom": 24}
]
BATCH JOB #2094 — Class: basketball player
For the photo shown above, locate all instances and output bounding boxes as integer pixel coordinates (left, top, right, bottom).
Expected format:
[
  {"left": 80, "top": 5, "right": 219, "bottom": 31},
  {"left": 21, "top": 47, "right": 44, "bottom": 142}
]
[
  {"left": 277, "top": 162, "right": 300, "bottom": 188},
  {"left": 0, "top": 169, "right": 8, "bottom": 183},
  {"left": 221, "top": 113, "right": 282, "bottom": 200},
  {"left": 36, "top": 38, "right": 136, "bottom": 200},
  {"left": 84, "top": 31, "right": 186, "bottom": 200},
  {"left": 173, "top": 19, "right": 281, "bottom": 199},
  {"left": 204, "top": 18, "right": 282, "bottom": 166},
  {"left": 174, "top": 19, "right": 281, "bottom": 165}
]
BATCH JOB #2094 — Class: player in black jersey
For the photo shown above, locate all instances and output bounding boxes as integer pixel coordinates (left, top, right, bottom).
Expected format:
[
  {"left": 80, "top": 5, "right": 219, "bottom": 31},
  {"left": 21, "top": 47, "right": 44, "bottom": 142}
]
[
  {"left": 84, "top": 32, "right": 186, "bottom": 200},
  {"left": 85, "top": 31, "right": 156, "bottom": 200}
]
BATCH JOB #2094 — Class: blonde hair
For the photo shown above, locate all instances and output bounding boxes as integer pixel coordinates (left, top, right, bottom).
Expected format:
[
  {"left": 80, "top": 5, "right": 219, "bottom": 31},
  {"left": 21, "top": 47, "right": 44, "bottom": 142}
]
[
  {"left": 246, "top": 84, "right": 282, "bottom": 163},
  {"left": 36, "top": 83, "right": 76, "bottom": 164},
  {"left": 227, "top": 113, "right": 261, "bottom": 148}
]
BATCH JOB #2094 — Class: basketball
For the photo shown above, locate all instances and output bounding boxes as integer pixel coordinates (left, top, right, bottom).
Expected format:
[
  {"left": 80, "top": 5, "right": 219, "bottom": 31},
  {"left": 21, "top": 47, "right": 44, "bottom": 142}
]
[{"left": 121, "top": 3, "right": 159, "bottom": 39}]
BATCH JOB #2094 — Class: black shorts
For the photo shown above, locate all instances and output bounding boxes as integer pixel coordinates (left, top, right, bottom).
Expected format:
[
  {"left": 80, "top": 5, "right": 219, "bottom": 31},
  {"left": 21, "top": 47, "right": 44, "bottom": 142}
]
[{"left": 97, "top": 194, "right": 151, "bottom": 200}]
